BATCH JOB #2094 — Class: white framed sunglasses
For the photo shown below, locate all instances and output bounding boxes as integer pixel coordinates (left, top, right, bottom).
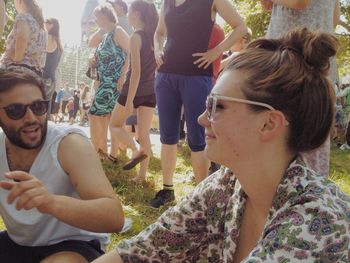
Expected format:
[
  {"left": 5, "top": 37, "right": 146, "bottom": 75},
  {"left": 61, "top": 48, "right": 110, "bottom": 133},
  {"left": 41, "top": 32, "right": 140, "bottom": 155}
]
[{"left": 206, "top": 94, "right": 275, "bottom": 121}]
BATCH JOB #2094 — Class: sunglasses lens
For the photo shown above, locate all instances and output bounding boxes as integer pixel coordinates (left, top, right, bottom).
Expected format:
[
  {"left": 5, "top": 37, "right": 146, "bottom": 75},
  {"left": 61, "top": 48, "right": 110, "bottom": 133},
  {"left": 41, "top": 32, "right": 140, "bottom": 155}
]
[
  {"left": 4, "top": 104, "right": 26, "bottom": 120},
  {"left": 30, "top": 101, "right": 49, "bottom": 116}
]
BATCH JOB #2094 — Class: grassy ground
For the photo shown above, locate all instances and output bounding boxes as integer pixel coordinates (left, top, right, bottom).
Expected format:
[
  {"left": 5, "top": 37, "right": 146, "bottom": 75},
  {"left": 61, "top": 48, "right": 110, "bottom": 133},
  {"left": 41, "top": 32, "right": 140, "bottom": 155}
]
[{"left": 0, "top": 144, "right": 349, "bottom": 251}]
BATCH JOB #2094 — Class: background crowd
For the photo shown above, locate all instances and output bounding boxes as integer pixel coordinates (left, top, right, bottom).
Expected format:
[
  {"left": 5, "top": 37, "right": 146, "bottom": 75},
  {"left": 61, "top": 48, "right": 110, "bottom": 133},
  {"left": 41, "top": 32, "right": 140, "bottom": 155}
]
[{"left": 0, "top": 0, "right": 349, "bottom": 262}]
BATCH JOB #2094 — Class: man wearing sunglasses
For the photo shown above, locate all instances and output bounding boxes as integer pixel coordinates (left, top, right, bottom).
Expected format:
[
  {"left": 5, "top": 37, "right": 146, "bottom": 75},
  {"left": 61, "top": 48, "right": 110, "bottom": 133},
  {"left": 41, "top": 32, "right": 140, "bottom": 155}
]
[{"left": 0, "top": 70, "right": 124, "bottom": 262}]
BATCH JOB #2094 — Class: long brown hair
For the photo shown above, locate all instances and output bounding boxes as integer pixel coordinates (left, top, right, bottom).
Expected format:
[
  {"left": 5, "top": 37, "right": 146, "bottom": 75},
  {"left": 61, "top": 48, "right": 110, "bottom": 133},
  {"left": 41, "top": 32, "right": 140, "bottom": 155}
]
[
  {"left": 225, "top": 28, "right": 338, "bottom": 153},
  {"left": 46, "top": 18, "right": 62, "bottom": 52},
  {"left": 130, "top": 0, "right": 159, "bottom": 48},
  {"left": 23, "top": 0, "right": 45, "bottom": 29}
]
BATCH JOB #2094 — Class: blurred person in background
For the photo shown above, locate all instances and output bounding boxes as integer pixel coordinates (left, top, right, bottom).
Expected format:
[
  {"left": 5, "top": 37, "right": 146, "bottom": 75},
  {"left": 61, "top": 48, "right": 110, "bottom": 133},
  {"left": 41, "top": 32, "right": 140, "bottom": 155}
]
[
  {"left": 88, "top": 4, "right": 129, "bottom": 156},
  {"left": 261, "top": 0, "right": 340, "bottom": 177},
  {"left": 0, "top": 0, "right": 7, "bottom": 37},
  {"left": 0, "top": 0, "right": 47, "bottom": 77},
  {"left": 43, "top": 18, "right": 63, "bottom": 105}
]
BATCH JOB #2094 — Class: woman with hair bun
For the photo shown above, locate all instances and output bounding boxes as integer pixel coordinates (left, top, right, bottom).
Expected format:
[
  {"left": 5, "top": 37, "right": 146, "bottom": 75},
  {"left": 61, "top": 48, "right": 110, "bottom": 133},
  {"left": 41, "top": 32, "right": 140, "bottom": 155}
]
[
  {"left": 93, "top": 28, "right": 350, "bottom": 263},
  {"left": 0, "top": 0, "right": 47, "bottom": 77}
]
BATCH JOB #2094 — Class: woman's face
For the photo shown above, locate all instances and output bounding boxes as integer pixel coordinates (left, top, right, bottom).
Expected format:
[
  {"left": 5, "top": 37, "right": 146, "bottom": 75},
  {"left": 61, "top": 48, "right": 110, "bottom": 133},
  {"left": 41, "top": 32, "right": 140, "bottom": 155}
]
[
  {"left": 198, "top": 70, "right": 265, "bottom": 168},
  {"left": 94, "top": 12, "right": 107, "bottom": 28},
  {"left": 45, "top": 21, "right": 53, "bottom": 32}
]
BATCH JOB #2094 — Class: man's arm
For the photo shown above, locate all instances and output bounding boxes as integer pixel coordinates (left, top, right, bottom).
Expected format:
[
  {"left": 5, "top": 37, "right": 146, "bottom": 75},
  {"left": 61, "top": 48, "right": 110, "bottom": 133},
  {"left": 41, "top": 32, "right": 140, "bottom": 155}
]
[
  {"left": 0, "top": 134, "right": 124, "bottom": 233},
  {"left": 55, "top": 133, "right": 124, "bottom": 232},
  {"left": 270, "top": 0, "right": 310, "bottom": 9},
  {"left": 0, "top": 0, "right": 5, "bottom": 37}
]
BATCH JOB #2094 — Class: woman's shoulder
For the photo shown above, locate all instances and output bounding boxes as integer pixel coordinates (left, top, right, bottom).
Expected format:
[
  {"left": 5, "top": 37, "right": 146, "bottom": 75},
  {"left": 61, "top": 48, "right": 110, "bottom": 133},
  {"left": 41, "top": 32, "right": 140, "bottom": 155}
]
[{"left": 255, "top": 162, "right": 350, "bottom": 261}]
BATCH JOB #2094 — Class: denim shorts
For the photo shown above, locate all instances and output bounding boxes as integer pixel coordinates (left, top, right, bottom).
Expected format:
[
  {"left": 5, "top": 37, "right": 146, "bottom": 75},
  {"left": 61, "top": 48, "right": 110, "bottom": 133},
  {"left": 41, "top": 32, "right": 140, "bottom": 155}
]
[{"left": 155, "top": 72, "right": 212, "bottom": 152}]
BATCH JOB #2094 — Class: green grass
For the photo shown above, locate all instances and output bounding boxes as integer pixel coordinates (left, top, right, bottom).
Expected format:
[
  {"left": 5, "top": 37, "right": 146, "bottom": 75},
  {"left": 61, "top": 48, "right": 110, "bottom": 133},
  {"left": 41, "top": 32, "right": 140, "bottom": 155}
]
[{"left": 0, "top": 144, "right": 349, "bottom": 251}]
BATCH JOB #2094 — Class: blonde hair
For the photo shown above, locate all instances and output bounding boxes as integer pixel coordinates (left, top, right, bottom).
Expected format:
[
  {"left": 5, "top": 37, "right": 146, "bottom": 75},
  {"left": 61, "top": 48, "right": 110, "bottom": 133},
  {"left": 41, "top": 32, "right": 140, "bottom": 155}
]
[{"left": 94, "top": 4, "right": 118, "bottom": 24}]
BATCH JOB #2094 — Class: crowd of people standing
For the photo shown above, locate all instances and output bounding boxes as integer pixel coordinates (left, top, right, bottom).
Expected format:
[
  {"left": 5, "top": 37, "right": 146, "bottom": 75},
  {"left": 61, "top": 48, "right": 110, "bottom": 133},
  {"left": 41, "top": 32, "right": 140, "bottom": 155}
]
[{"left": 0, "top": 0, "right": 349, "bottom": 262}]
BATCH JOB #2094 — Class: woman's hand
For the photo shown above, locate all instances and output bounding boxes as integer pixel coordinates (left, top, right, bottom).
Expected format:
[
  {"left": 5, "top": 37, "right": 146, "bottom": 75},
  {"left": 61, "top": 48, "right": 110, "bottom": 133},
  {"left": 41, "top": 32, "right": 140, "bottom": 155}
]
[
  {"left": 260, "top": 0, "right": 273, "bottom": 11},
  {"left": 117, "top": 75, "right": 126, "bottom": 90},
  {"left": 124, "top": 100, "right": 134, "bottom": 116},
  {"left": 192, "top": 47, "right": 222, "bottom": 69},
  {"left": 154, "top": 49, "right": 164, "bottom": 68},
  {"left": 89, "top": 57, "right": 97, "bottom": 68}
]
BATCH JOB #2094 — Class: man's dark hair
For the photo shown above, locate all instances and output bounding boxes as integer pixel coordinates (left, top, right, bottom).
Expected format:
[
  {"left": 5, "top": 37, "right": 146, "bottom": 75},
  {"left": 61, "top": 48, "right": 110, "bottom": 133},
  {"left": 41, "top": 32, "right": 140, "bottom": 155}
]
[{"left": 0, "top": 70, "right": 46, "bottom": 100}]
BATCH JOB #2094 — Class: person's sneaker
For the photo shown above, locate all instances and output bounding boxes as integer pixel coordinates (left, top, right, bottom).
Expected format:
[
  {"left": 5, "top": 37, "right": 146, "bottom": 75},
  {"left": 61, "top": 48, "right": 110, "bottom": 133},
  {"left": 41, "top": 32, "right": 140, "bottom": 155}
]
[
  {"left": 340, "top": 143, "right": 350, "bottom": 151},
  {"left": 149, "top": 189, "right": 175, "bottom": 208}
]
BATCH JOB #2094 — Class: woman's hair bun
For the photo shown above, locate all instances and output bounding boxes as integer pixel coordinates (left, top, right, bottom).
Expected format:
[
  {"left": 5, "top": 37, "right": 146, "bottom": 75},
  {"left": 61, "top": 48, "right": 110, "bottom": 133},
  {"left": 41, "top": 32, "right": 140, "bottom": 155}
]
[{"left": 281, "top": 28, "right": 338, "bottom": 75}]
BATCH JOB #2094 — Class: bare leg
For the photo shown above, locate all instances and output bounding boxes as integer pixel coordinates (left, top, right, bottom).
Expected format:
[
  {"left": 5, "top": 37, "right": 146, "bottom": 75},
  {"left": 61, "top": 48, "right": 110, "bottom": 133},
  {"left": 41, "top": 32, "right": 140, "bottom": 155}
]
[
  {"left": 191, "top": 150, "right": 210, "bottom": 183},
  {"left": 135, "top": 106, "right": 154, "bottom": 181},
  {"left": 89, "top": 114, "right": 109, "bottom": 153},
  {"left": 161, "top": 144, "right": 177, "bottom": 186},
  {"left": 40, "top": 251, "right": 87, "bottom": 263},
  {"left": 109, "top": 103, "right": 138, "bottom": 157}
]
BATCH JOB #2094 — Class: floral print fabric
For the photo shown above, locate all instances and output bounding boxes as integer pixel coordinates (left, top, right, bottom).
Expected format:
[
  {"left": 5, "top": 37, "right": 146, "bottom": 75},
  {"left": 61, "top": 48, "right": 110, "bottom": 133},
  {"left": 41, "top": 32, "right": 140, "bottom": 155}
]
[
  {"left": 1, "top": 13, "right": 47, "bottom": 71},
  {"left": 117, "top": 157, "right": 350, "bottom": 262}
]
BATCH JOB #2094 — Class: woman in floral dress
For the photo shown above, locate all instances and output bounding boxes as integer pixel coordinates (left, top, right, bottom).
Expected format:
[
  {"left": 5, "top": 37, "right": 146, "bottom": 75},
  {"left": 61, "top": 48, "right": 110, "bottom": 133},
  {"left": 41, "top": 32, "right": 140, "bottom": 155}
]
[{"left": 93, "top": 28, "right": 349, "bottom": 263}]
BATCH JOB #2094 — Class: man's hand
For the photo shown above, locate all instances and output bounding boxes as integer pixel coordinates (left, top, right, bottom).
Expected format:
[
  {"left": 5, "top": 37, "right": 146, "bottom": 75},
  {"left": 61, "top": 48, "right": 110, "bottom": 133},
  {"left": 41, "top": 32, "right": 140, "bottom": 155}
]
[
  {"left": 192, "top": 47, "right": 222, "bottom": 69},
  {"left": 260, "top": 0, "right": 273, "bottom": 11},
  {"left": 0, "top": 171, "right": 55, "bottom": 214}
]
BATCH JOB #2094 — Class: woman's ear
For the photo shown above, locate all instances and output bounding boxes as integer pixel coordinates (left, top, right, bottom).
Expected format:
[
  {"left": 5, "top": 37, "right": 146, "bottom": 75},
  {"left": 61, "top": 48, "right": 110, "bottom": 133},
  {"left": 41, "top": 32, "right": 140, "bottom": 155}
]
[{"left": 259, "top": 111, "right": 288, "bottom": 142}]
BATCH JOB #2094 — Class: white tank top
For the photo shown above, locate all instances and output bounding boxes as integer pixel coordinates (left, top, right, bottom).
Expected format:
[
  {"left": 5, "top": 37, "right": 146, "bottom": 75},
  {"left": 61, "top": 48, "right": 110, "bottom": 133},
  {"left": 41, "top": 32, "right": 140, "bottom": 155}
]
[{"left": 0, "top": 123, "right": 108, "bottom": 246}]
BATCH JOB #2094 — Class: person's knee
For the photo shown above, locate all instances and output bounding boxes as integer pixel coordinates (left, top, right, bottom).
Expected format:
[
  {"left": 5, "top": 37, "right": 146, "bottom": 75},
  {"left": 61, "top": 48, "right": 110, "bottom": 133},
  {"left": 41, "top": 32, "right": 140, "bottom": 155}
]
[{"left": 41, "top": 251, "right": 88, "bottom": 263}]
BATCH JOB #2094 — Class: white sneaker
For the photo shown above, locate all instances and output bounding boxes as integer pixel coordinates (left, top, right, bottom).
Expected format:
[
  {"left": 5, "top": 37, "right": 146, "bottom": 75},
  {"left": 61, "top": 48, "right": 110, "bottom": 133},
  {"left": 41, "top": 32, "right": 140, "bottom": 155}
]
[{"left": 340, "top": 143, "right": 350, "bottom": 151}]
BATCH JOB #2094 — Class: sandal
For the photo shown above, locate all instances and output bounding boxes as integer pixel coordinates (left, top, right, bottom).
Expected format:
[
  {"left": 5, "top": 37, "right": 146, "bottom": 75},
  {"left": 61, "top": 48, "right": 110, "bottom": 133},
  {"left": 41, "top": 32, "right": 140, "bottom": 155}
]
[{"left": 122, "top": 153, "right": 148, "bottom": 170}]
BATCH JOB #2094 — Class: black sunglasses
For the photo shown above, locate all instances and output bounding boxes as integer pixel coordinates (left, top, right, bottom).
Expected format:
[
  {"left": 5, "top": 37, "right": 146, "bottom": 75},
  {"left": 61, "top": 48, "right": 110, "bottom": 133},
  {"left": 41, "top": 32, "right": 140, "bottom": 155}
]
[{"left": 1, "top": 100, "right": 50, "bottom": 120}]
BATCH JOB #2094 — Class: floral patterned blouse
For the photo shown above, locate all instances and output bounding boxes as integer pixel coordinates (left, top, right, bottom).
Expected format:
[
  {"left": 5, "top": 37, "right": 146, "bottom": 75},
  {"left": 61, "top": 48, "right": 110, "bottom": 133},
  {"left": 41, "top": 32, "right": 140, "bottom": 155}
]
[
  {"left": 117, "top": 157, "right": 350, "bottom": 262},
  {"left": 0, "top": 12, "right": 47, "bottom": 71}
]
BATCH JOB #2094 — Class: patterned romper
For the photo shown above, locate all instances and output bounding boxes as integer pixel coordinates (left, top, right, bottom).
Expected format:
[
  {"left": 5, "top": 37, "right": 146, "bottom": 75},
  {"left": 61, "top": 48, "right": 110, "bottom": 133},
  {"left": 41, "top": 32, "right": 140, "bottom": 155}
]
[{"left": 89, "top": 28, "right": 126, "bottom": 116}]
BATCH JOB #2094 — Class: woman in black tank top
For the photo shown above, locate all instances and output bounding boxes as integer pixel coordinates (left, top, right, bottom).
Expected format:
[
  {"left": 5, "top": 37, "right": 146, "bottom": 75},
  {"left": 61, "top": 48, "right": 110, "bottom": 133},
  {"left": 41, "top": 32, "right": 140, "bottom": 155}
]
[
  {"left": 149, "top": 0, "right": 247, "bottom": 207},
  {"left": 43, "top": 18, "right": 63, "bottom": 101},
  {"left": 109, "top": 0, "right": 159, "bottom": 181}
]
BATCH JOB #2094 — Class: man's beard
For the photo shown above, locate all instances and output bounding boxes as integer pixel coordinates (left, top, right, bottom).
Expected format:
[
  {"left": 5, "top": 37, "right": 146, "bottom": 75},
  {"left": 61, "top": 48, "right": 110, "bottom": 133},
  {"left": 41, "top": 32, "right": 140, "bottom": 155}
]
[{"left": 0, "top": 119, "right": 48, "bottom": 150}]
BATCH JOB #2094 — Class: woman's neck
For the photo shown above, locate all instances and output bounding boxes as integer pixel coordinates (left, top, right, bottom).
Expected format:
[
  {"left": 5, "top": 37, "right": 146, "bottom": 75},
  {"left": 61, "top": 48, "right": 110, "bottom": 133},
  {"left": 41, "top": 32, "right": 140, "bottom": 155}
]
[
  {"left": 228, "top": 147, "right": 295, "bottom": 217},
  {"left": 103, "top": 23, "right": 116, "bottom": 32}
]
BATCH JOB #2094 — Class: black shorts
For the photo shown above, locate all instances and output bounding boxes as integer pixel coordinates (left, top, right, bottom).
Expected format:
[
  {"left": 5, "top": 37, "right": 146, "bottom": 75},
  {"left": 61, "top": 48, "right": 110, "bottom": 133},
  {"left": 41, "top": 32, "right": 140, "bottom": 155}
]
[
  {"left": 0, "top": 231, "right": 104, "bottom": 263},
  {"left": 117, "top": 94, "right": 156, "bottom": 109}
]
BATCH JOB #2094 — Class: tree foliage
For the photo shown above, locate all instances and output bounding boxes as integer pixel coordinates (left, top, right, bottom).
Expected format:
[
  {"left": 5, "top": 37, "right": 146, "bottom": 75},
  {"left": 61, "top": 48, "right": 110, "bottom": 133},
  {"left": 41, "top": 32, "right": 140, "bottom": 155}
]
[{"left": 0, "top": 0, "right": 15, "bottom": 54}]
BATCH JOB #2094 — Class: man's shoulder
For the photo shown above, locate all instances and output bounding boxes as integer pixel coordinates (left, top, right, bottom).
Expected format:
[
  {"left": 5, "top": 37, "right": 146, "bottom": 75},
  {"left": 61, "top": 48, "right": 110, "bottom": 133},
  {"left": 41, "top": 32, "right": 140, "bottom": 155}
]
[{"left": 46, "top": 123, "right": 87, "bottom": 145}]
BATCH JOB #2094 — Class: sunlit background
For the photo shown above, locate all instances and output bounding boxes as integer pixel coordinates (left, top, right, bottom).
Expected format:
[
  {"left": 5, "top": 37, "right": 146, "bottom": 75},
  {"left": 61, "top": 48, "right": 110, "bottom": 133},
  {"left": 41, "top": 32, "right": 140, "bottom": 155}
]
[{"left": 37, "top": 0, "right": 88, "bottom": 46}]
